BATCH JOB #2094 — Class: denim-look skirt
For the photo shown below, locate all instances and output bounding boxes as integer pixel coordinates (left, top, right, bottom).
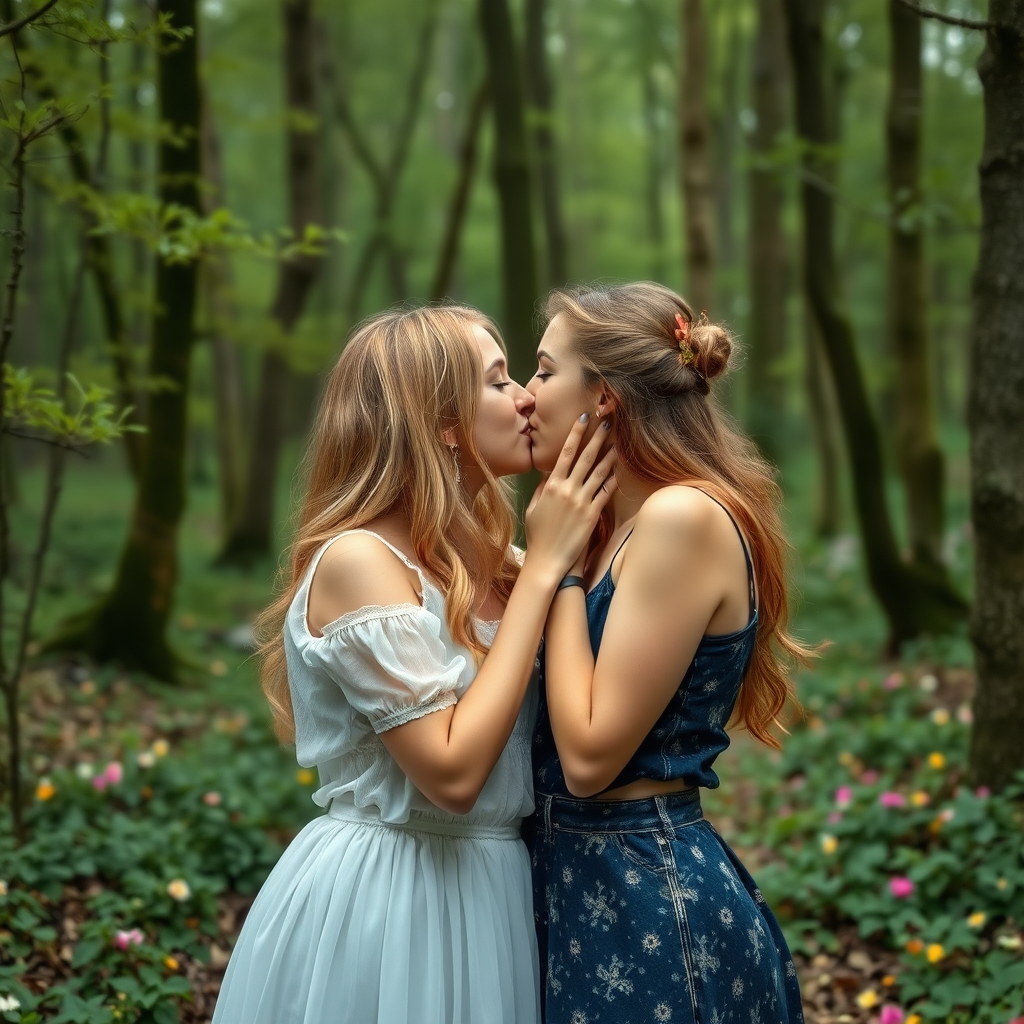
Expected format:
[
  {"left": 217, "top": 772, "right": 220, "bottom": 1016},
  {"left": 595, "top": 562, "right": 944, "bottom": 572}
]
[{"left": 532, "top": 789, "right": 803, "bottom": 1024}]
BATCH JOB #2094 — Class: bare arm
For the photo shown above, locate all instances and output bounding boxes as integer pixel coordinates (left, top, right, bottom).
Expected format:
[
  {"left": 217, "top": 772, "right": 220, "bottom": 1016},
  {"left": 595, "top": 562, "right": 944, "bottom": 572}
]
[{"left": 544, "top": 487, "right": 746, "bottom": 796}]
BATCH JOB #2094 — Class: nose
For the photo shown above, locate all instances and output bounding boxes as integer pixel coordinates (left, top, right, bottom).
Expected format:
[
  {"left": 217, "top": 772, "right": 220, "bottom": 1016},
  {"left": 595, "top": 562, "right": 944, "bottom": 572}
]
[
  {"left": 513, "top": 382, "right": 536, "bottom": 413},
  {"left": 524, "top": 375, "right": 539, "bottom": 398}
]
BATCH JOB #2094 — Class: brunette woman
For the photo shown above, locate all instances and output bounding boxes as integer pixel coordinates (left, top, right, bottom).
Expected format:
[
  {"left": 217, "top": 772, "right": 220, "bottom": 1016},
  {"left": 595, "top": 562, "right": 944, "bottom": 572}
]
[
  {"left": 527, "top": 283, "right": 810, "bottom": 1023},
  {"left": 212, "top": 305, "right": 616, "bottom": 1024}
]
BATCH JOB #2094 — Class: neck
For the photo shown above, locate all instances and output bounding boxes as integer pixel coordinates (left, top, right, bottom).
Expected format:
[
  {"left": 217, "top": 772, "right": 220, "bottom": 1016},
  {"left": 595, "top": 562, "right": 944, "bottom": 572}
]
[{"left": 610, "top": 463, "right": 659, "bottom": 530}]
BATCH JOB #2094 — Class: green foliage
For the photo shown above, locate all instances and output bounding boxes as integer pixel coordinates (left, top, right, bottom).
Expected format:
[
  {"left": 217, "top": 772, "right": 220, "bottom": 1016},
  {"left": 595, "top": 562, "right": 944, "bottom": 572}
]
[
  {"left": 0, "top": 721, "right": 316, "bottom": 1023},
  {"left": 736, "top": 665, "right": 1024, "bottom": 1022}
]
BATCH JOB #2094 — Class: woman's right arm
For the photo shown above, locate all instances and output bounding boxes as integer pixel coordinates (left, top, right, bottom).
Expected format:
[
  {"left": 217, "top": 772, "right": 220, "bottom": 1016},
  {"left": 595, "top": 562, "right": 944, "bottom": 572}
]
[{"left": 317, "top": 417, "right": 616, "bottom": 814}]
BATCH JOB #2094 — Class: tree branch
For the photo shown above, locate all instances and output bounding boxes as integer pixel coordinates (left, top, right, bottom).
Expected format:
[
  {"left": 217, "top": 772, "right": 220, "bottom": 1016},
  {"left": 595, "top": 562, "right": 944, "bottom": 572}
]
[
  {"left": 894, "top": 0, "right": 992, "bottom": 31},
  {"left": 0, "top": 0, "right": 59, "bottom": 39}
]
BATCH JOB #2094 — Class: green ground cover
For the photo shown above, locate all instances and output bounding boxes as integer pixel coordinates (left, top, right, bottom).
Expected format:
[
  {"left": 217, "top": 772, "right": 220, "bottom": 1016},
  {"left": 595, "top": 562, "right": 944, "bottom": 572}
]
[{"left": 1, "top": 446, "right": 1021, "bottom": 1024}]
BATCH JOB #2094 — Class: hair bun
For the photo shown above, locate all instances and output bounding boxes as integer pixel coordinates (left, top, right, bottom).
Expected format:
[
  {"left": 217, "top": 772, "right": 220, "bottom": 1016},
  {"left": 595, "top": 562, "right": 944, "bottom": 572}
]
[{"left": 688, "top": 318, "right": 732, "bottom": 381}]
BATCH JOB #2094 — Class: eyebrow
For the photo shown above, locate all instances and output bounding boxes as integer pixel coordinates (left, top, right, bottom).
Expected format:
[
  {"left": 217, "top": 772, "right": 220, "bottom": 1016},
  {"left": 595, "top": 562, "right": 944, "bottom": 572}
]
[
  {"left": 536, "top": 349, "right": 557, "bottom": 363},
  {"left": 484, "top": 357, "right": 506, "bottom": 374}
]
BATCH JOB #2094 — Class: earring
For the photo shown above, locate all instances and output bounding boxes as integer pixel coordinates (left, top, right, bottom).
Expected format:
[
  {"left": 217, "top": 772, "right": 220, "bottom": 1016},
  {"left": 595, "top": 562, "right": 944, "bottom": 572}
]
[{"left": 449, "top": 444, "right": 462, "bottom": 486}]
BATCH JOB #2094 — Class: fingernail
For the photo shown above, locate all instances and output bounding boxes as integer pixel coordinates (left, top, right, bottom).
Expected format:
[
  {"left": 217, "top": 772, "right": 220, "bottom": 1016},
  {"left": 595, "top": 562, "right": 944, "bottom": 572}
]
[
  {"left": 603, "top": 418, "right": 612, "bottom": 430},
  {"left": 579, "top": 413, "right": 589, "bottom": 424}
]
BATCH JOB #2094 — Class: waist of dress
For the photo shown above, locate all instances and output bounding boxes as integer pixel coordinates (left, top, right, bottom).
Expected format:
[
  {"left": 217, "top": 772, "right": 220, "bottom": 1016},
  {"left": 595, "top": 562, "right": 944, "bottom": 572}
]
[
  {"left": 535, "top": 786, "right": 702, "bottom": 833},
  {"left": 327, "top": 800, "right": 522, "bottom": 841}
]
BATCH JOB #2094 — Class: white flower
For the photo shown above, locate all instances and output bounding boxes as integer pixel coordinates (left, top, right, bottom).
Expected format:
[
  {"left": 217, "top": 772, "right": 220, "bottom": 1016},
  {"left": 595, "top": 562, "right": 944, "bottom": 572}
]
[
  {"left": 641, "top": 932, "right": 661, "bottom": 953},
  {"left": 719, "top": 907, "right": 734, "bottom": 926},
  {"left": 166, "top": 878, "right": 191, "bottom": 901},
  {"left": 654, "top": 1003, "right": 673, "bottom": 1021},
  {"left": 75, "top": 762, "right": 94, "bottom": 780},
  {"left": 562, "top": 866, "right": 573, "bottom": 885},
  {"left": 136, "top": 751, "right": 156, "bottom": 768},
  {"left": 0, "top": 994, "right": 21, "bottom": 1012},
  {"left": 624, "top": 869, "right": 641, "bottom": 887}
]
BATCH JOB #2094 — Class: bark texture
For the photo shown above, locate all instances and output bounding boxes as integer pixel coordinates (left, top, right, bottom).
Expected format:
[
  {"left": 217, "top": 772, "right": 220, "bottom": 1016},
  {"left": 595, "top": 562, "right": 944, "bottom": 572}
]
[
  {"left": 782, "top": 0, "right": 968, "bottom": 649},
  {"left": 48, "top": 0, "right": 202, "bottom": 678},
  {"left": 525, "top": 0, "right": 569, "bottom": 287},
  {"left": 479, "top": 0, "right": 540, "bottom": 381},
  {"left": 679, "top": 0, "right": 714, "bottom": 315},
  {"left": 218, "top": 0, "right": 324, "bottom": 565},
  {"left": 746, "top": 0, "right": 790, "bottom": 463},
  {"left": 966, "top": 5, "right": 1024, "bottom": 791},
  {"left": 886, "top": 0, "right": 948, "bottom": 574}
]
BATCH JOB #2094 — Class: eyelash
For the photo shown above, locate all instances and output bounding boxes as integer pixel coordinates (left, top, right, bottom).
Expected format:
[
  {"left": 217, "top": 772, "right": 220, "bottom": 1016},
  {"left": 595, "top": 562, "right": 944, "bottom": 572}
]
[
  {"left": 535, "top": 372, "right": 552, "bottom": 381},
  {"left": 493, "top": 381, "right": 513, "bottom": 391}
]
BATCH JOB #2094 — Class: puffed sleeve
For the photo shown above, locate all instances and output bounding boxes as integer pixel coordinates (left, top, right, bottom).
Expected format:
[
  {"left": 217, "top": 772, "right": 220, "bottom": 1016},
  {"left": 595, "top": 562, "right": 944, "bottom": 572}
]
[{"left": 309, "top": 605, "right": 467, "bottom": 733}]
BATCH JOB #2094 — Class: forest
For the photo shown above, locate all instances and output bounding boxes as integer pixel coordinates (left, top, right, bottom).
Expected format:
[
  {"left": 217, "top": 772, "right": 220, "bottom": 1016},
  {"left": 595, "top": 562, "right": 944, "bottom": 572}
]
[{"left": 0, "top": 0, "right": 1022, "bottom": 1021}]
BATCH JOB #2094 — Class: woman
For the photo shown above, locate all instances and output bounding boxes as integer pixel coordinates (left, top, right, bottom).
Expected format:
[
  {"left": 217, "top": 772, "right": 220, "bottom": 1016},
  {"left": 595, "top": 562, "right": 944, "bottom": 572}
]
[
  {"left": 527, "top": 283, "right": 811, "bottom": 1023},
  {"left": 213, "top": 305, "right": 616, "bottom": 1024}
]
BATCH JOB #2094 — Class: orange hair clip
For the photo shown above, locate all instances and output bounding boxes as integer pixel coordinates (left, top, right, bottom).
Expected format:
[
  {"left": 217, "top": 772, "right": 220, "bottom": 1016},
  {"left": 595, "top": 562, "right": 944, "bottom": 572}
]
[{"left": 674, "top": 313, "right": 695, "bottom": 366}]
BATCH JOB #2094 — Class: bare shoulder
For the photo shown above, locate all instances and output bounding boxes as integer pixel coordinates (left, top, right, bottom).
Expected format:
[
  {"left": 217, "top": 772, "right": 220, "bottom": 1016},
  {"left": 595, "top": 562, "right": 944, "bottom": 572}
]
[
  {"left": 309, "top": 532, "right": 420, "bottom": 628},
  {"left": 633, "top": 485, "right": 721, "bottom": 548}
]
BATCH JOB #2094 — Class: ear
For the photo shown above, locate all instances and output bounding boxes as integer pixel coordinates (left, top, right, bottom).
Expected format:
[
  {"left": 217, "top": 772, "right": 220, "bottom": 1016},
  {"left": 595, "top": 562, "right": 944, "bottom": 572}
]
[
  {"left": 595, "top": 385, "right": 619, "bottom": 420},
  {"left": 441, "top": 426, "right": 458, "bottom": 447}
]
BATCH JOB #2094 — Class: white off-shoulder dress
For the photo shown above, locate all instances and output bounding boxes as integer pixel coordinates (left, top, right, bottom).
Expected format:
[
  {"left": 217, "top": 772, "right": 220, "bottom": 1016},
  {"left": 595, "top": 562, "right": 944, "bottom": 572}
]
[{"left": 212, "top": 531, "right": 540, "bottom": 1024}]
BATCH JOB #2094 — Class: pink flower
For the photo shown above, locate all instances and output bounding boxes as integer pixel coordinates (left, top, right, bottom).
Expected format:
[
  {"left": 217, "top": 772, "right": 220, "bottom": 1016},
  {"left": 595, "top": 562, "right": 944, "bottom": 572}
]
[
  {"left": 883, "top": 672, "right": 904, "bottom": 690},
  {"left": 827, "top": 811, "right": 843, "bottom": 825},
  {"left": 889, "top": 876, "right": 915, "bottom": 899},
  {"left": 835, "top": 786, "right": 853, "bottom": 809},
  {"left": 880, "top": 791, "right": 906, "bottom": 808},
  {"left": 860, "top": 770, "right": 880, "bottom": 785},
  {"left": 113, "top": 928, "right": 144, "bottom": 950},
  {"left": 91, "top": 774, "right": 108, "bottom": 792},
  {"left": 975, "top": 786, "right": 990, "bottom": 799},
  {"left": 879, "top": 1006, "right": 904, "bottom": 1024},
  {"left": 103, "top": 762, "right": 123, "bottom": 786},
  {"left": 203, "top": 791, "right": 222, "bottom": 807}
]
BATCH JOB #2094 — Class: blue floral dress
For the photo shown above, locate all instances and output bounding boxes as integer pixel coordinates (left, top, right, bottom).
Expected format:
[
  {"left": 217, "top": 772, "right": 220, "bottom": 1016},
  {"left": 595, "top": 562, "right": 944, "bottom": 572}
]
[{"left": 531, "top": 503, "right": 803, "bottom": 1024}]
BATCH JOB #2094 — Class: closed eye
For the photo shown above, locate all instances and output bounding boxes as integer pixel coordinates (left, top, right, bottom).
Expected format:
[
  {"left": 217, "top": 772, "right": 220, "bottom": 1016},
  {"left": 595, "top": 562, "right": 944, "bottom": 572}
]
[
  {"left": 535, "top": 371, "right": 552, "bottom": 381},
  {"left": 493, "top": 381, "right": 513, "bottom": 391}
]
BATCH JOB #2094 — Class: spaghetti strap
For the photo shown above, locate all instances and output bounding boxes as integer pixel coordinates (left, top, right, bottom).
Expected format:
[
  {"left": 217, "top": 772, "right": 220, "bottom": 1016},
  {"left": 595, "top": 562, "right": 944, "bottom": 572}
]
[{"left": 695, "top": 491, "right": 757, "bottom": 616}]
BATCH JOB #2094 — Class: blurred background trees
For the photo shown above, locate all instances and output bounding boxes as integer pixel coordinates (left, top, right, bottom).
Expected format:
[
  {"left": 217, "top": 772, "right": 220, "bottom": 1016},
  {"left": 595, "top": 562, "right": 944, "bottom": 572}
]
[{"left": 0, "top": 0, "right": 1020, "bottom": 794}]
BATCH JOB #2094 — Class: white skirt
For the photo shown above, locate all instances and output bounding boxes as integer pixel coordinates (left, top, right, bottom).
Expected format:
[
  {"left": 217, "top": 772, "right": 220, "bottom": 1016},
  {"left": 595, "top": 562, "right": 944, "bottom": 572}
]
[{"left": 211, "top": 805, "right": 541, "bottom": 1024}]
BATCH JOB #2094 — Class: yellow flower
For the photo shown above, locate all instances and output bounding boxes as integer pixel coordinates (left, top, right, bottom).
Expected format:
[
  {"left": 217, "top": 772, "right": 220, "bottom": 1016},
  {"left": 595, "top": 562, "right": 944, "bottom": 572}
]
[
  {"left": 296, "top": 769, "right": 316, "bottom": 786},
  {"left": 163, "top": 956, "right": 179, "bottom": 971},
  {"left": 0, "top": 879, "right": 7, "bottom": 897},
  {"left": 167, "top": 878, "right": 191, "bottom": 902},
  {"left": 997, "top": 877, "right": 1008, "bottom": 890},
  {"left": 820, "top": 834, "right": 838, "bottom": 856},
  {"left": 930, "top": 708, "right": 950, "bottom": 726},
  {"left": 881, "top": 974, "right": 896, "bottom": 986},
  {"left": 967, "top": 911, "right": 986, "bottom": 928},
  {"left": 151, "top": 739, "right": 170, "bottom": 758},
  {"left": 911, "top": 790, "right": 930, "bottom": 807},
  {"left": 926, "top": 943, "right": 944, "bottom": 963},
  {"left": 928, "top": 752, "right": 945, "bottom": 770},
  {"left": 838, "top": 751, "right": 854, "bottom": 766},
  {"left": 35, "top": 779, "right": 56, "bottom": 801},
  {"left": 855, "top": 989, "right": 879, "bottom": 1009},
  {"left": 907, "top": 1016, "right": 922, "bottom": 1024}
]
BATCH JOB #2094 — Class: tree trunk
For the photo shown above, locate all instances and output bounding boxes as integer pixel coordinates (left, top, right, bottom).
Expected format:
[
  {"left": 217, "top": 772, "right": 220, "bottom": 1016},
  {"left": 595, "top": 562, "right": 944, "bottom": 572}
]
[
  {"left": 478, "top": 0, "right": 540, "bottom": 381},
  {"left": 639, "top": 17, "right": 667, "bottom": 282},
  {"left": 524, "top": 0, "right": 569, "bottom": 288},
  {"left": 782, "top": 0, "right": 968, "bottom": 649},
  {"left": 218, "top": 0, "right": 325, "bottom": 565},
  {"left": 804, "top": 302, "right": 842, "bottom": 537},
  {"left": 199, "top": 96, "right": 247, "bottom": 533},
  {"left": 966, "top": 6, "right": 1024, "bottom": 792},
  {"left": 886, "top": 0, "right": 948, "bottom": 576},
  {"left": 679, "top": 0, "right": 714, "bottom": 315},
  {"left": 746, "top": 0, "right": 790, "bottom": 463},
  {"left": 431, "top": 81, "right": 489, "bottom": 301},
  {"left": 47, "top": 0, "right": 202, "bottom": 679}
]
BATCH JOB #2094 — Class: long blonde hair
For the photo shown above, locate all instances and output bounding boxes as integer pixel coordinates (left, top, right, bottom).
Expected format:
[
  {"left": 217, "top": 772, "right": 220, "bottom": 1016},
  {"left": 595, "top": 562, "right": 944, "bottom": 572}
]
[
  {"left": 256, "top": 305, "right": 520, "bottom": 742},
  {"left": 547, "top": 282, "right": 815, "bottom": 747}
]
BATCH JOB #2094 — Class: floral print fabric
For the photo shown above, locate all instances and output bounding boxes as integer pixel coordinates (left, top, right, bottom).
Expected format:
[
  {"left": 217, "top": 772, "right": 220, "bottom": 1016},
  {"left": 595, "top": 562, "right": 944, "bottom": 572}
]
[{"left": 532, "top": 790, "right": 803, "bottom": 1024}]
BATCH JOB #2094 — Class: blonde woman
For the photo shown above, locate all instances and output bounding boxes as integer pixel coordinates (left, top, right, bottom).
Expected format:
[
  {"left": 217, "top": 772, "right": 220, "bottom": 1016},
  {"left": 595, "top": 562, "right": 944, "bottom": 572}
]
[{"left": 212, "top": 306, "right": 616, "bottom": 1024}]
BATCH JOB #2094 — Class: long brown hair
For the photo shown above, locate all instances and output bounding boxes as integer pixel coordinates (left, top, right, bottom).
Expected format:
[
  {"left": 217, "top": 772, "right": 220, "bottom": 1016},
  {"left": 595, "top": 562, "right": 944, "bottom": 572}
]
[
  {"left": 547, "top": 282, "right": 814, "bottom": 747},
  {"left": 256, "top": 305, "right": 520, "bottom": 742}
]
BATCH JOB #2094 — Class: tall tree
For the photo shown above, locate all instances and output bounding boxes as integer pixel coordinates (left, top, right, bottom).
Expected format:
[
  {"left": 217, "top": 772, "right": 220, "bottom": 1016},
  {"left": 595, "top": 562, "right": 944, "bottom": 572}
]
[
  {"left": 782, "top": 0, "right": 968, "bottom": 649},
  {"left": 637, "top": 6, "right": 669, "bottom": 282},
  {"left": 886, "top": 0, "right": 948, "bottom": 575},
  {"left": 478, "top": 0, "right": 539, "bottom": 380},
  {"left": 746, "top": 0, "right": 790, "bottom": 462},
  {"left": 524, "top": 0, "right": 569, "bottom": 287},
  {"left": 329, "top": 0, "right": 440, "bottom": 322},
  {"left": 218, "top": 0, "right": 325, "bottom": 565},
  {"left": 679, "top": 0, "right": 714, "bottom": 314},
  {"left": 964, "top": 2, "right": 1024, "bottom": 791},
  {"left": 49, "top": 0, "right": 203, "bottom": 678}
]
